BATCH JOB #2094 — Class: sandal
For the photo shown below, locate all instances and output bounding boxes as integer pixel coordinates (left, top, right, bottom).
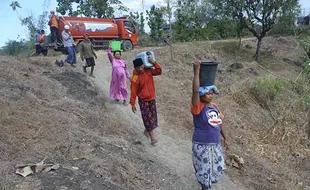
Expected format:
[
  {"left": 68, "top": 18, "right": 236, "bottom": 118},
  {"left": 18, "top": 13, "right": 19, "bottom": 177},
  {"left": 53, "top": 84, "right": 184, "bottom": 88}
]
[{"left": 151, "top": 140, "right": 158, "bottom": 145}]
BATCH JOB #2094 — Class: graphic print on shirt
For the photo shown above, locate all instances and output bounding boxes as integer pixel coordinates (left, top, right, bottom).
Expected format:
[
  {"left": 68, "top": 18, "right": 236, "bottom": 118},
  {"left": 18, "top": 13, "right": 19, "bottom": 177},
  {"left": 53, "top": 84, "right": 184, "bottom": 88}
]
[{"left": 207, "top": 109, "right": 222, "bottom": 127}]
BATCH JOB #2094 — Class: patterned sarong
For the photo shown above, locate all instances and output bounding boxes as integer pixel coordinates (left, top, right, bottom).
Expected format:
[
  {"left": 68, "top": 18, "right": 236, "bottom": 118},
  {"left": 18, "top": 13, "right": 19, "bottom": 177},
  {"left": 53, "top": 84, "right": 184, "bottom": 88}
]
[
  {"left": 192, "top": 143, "right": 225, "bottom": 189},
  {"left": 138, "top": 99, "right": 158, "bottom": 132}
]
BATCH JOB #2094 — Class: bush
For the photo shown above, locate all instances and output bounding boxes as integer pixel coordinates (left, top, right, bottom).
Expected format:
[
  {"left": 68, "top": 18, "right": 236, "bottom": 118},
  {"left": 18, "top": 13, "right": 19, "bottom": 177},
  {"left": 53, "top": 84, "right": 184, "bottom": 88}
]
[
  {"left": 251, "top": 76, "right": 284, "bottom": 101},
  {"left": 137, "top": 34, "right": 158, "bottom": 47},
  {"left": 2, "top": 40, "right": 29, "bottom": 56}
]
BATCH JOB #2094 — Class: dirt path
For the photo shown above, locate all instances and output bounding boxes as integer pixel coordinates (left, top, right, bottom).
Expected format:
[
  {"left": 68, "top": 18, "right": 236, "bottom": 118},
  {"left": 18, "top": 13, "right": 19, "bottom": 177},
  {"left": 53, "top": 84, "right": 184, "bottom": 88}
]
[{"left": 86, "top": 51, "right": 247, "bottom": 190}]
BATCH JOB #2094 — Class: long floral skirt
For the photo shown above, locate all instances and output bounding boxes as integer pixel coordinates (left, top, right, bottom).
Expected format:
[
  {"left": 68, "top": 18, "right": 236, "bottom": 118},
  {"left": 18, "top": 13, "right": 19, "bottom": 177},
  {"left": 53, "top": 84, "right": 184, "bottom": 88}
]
[
  {"left": 192, "top": 143, "right": 225, "bottom": 189},
  {"left": 138, "top": 99, "right": 158, "bottom": 132}
]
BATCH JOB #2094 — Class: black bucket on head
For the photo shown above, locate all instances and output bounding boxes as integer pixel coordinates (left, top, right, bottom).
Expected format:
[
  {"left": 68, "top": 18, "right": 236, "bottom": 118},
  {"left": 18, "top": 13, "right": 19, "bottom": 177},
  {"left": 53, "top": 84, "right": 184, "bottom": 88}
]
[{"left": 199, "top": 61, "right": 219, "bottom": 86}]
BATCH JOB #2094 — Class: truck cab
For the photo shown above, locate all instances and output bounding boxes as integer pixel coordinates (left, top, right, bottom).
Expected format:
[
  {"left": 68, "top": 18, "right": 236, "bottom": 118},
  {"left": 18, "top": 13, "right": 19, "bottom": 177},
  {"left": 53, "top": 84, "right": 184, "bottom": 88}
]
[{"left": 114, "top": 17, "right": 138, "bottom": 51}]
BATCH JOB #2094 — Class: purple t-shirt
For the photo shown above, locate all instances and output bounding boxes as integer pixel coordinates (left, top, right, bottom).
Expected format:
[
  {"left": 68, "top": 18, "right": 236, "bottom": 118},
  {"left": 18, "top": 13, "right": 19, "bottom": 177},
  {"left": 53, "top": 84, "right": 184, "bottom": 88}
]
[{"left": 191, "top": 103, "right": 223, "bottom": 144}]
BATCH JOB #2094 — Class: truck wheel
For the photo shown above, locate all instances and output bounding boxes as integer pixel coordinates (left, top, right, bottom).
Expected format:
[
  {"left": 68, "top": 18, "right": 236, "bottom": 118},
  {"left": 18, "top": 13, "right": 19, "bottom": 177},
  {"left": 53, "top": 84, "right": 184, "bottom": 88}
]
[{"left": 122, "top": 40, "right": 133, "bottom": 51}]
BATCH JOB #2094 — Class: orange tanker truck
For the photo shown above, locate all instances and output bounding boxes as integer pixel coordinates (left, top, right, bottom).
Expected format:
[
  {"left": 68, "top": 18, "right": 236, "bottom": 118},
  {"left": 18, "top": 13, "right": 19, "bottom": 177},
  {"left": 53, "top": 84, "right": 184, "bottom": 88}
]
[{"left": 45, "top": 16, "right": 138, "bottom": 51}]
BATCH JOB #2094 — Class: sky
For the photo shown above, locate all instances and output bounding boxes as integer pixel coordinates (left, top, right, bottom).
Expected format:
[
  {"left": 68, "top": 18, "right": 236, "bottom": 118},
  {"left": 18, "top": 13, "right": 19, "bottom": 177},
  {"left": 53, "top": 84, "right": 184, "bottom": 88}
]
[{"left": 0, "top": 0, "right": 309, "bottom": 47}]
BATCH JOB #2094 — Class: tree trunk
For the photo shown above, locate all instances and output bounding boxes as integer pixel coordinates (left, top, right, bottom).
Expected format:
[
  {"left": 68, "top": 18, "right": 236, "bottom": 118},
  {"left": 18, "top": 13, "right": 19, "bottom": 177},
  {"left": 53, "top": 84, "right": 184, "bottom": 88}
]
[
  {"left": 254, "top": 37, "right": 262, "bottom": 61},
  {"left": 237, "top": 31, "right": 242, "bottom": 49},
  {"left": 167, "top": 0, "right": 173, "bottom": 61}
]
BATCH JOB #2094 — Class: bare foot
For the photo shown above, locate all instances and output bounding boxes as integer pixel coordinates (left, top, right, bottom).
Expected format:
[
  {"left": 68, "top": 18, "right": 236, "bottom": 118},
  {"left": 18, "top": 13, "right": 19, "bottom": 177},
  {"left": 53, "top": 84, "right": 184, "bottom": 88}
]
[
  {"left": 89, "top": 74, "right": 95, "bottom": 78},
  {"left": 123, "top": 100, "right": 128, "bottom": 106},
  {"left": 143, "top": 129, "right": 149, "bottom": 137}
]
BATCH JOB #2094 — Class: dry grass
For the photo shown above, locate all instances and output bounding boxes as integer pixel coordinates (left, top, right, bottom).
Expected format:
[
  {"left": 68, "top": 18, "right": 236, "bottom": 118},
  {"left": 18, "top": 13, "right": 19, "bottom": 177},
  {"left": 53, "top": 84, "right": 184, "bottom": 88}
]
[
  {"left": 0, "top": 56, "right": 181, "bottom": 190},
  {"left": 1, "top": 36, "right": 310, "bottom": 190}
]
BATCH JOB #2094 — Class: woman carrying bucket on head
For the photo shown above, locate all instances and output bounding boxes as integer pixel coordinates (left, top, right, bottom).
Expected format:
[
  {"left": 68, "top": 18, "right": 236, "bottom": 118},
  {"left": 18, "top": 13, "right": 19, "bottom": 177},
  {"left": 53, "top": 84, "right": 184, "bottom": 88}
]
[
  {"left": 191, "top": 60, "right": 229, "bottom": 190},
  {"left": 107, "top": 41, "right": 131, "bottom": 106}
]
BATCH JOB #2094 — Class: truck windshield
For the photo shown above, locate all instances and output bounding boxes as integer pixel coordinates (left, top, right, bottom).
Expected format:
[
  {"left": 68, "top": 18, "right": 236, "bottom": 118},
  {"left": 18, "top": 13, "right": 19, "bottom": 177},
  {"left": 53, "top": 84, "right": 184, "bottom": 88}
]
[{"left": 124, "top": 21, "right": 136, "bottom": 34}]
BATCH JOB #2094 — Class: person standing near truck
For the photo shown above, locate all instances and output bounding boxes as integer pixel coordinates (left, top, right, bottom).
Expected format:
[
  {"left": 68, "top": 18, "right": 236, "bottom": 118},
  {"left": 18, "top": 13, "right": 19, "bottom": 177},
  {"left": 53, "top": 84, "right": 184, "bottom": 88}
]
[
  {"left": 62, "top": 25, "right": 76, "bottom": 66},
  {"left": 38, "top": 30, "right": 48, "bottom": 56},
  {"left": 48, "top": 10, "right": 60, "bottom": 43},
  {"left": 79, "top": 33, "right": 97, "bottom": 77},
  {"left": 32, "top": 30, "right": 41, "bottom": 56}
]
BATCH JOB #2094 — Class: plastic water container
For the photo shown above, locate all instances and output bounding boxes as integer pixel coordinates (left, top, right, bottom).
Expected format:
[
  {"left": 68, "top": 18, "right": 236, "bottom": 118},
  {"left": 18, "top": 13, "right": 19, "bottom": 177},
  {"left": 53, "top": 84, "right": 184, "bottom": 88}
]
[
  {"left": 199, "top": 61, "right": 219, "bottom": 86},
  {"left": 135, "top": 51, "right": 156, "bottom": 68},
  {"left": 110, "top": 41, "right": 121, "bottom": 52}
]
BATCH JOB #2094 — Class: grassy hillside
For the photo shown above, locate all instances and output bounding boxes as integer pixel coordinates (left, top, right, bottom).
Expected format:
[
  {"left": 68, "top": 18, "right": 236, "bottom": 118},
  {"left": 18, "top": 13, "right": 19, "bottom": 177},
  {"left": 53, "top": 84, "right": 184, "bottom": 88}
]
[
  {"left": 0, "top": 36, "right": 309, "bottom": 190},
  {"left": 123, "top": 36, "right": 310, "bottom": 189}
]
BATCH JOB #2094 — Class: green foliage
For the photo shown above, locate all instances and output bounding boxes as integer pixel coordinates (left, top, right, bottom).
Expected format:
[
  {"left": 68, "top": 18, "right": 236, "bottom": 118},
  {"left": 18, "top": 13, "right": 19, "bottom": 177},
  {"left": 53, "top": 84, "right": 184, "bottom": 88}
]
[
  {"left": 302, "top": 59, "right": 310, "bottom": 75},
  {"left": 269, "top": 3, "right": 301, "bottom": 36},
  {"left": 139, "top": 12, "right": 145, "bottom": 34},
  {"left": 210, "top": 0, "right": 300, "bottom": 60},
  {"left": 56, "top": 0, "right": 128, "bottom": 18},
  {"left": 251, "top": 77, "right": 284, "bottom": 101},
  {"left": 2, "top": 40, "right": 29, "bottom": 56},
  {"left": 174, "top": 0, "right": 214, "bottom": 41},
  {"left": 129, "top": 11, "right": 145, "bottom": 34},
  {"left": 270, "top": 16, "right": 297, "bottom": 36},
  {"left": 137, "top": 34, "right": 157, "bottom": 47},
  {"left": 10, "top": 1, "right": 48, "bottom": 47},
  {"left": 146, "top": 5, "right": 166, "bottom": 42},
  {"left": 299, "top": 36, "right": 310, "bottom": 76}
]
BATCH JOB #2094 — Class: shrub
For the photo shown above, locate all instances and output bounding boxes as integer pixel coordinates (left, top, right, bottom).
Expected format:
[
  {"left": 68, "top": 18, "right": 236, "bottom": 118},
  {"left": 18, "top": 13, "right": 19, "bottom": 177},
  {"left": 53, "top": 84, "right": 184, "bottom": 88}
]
[
  {"left": 250, "top": 76, "right": 284, "bottom": 101},
  {"left": 137, "top": 34, "right": 158, "bottom": 47},
  {"left": 2, "top": 40, "right": 29, "bottom": 56}
]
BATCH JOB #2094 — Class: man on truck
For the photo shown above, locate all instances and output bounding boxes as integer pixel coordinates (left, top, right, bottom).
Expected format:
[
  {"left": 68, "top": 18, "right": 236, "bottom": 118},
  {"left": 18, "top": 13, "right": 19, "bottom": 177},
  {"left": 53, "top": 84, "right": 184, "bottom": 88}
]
[{"left": 48, "top": 10, "right": 60, "bottom": 43}]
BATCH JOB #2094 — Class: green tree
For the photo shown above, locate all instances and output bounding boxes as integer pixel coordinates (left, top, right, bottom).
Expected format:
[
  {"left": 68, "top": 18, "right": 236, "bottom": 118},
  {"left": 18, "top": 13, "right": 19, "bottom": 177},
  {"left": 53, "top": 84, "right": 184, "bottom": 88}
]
[
  {"left": 129, "top": 11, "right": 145, "bottom": 34},
  {"left": 10, "top": 1, "right": 50, "bottom": 54},
  {"left": 174, "top": 0, "right": 214, "bottom": 41},
  {"left": 213, "top": 0, "right": 300, "bottom": 60},
  {"left": 146, "top": 5, "right": 166, "bottom": 42},
  {"left": 139, "top": 12, "right": 145, "bottom": 34},
  {"left": 56, "top": 0, "right": 128, "bottom": 18},
  {"left": 2, "top": 40, "right": 28, "bottom": 56},
  {"left": 270, "top": 1, "right": 301, "bottom": 35}
]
